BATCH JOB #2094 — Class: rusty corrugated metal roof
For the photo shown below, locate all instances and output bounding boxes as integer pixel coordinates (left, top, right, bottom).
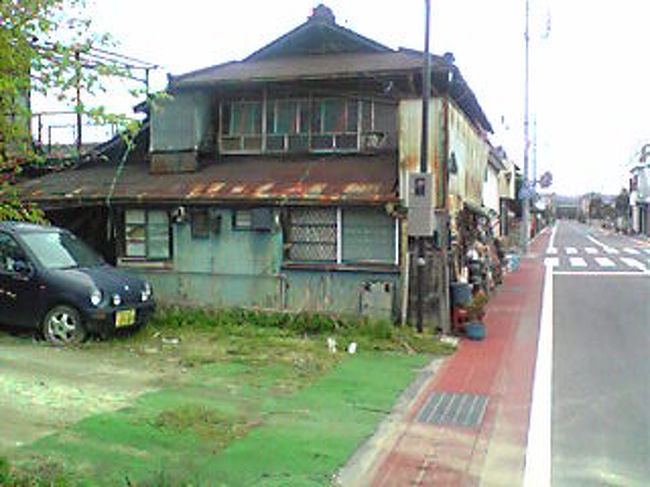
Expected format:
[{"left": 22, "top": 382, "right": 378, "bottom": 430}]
[{"left": 15, "top": 153, "right": 398, "bottom": 208}]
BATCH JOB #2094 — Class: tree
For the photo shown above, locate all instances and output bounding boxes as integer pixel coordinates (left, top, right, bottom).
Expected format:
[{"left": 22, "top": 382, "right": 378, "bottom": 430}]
[{"left": 1, "top": 0, "right": 137, "bottom": 221}]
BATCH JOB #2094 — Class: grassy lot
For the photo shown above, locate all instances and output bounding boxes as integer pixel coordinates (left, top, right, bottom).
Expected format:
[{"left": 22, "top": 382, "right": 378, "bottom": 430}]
[{"left": 1, "top": 308, "right": 454, "bottom": 486}]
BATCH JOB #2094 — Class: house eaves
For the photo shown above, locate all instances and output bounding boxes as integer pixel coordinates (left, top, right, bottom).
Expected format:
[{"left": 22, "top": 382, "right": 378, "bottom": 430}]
[{"left": 13, "top": 153, "right": 399, "bottom": 208}]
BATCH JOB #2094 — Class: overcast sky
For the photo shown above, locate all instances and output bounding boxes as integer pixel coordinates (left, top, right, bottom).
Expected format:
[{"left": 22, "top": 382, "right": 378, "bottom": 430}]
[{"left": 41, "top": 0, "right": 650, "bottom": 196}]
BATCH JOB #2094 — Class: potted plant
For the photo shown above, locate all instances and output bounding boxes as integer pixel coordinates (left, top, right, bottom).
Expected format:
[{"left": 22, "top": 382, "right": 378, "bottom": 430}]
[{"left": 464, "top": 292, "right": 488, "bottom": 340}]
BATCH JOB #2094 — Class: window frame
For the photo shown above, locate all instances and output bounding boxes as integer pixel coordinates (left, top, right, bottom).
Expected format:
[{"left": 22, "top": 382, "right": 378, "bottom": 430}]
[
  {"left": 283, "top": 207, "right": 399, "bottom": 268},
  {"left": 0, "top": 231, "right": 29, "bottom": 276},
  {"left": 218, "top": 94, "right": 390, "bottom": 155},
  {"left": 124, "top": 209, "right": 171, "bottom": 261}
]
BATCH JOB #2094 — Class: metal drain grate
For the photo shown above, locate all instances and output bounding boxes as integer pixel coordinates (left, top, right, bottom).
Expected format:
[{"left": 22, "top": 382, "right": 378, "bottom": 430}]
[{"left": 416, "top": 392, "right": 489, "bottom": 427}]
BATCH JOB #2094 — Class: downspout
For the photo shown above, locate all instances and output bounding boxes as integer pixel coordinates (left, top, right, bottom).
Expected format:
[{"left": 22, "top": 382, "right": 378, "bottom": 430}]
[{"left": 400, "top": 216, "right": 409, "bottom": 326}]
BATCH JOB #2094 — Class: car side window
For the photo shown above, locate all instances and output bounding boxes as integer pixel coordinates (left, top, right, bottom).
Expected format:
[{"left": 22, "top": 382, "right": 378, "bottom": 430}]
[{"left": 0, "top": 232, "right": 27, "bottom": 274}]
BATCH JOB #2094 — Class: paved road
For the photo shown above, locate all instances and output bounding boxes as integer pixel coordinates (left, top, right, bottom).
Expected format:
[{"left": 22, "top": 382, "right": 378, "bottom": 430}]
[{"left": 549, "top": 221, "right": 650, "bottom": 485}]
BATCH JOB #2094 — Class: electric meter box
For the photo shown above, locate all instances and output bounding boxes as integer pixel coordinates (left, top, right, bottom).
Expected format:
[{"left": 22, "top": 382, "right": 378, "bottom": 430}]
[{"left": 407, "top": 173, "right": 434, "bottom": 236}]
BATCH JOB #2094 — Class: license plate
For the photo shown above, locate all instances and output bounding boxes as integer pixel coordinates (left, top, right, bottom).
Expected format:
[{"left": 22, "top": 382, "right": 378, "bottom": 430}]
[{"left": 115, "top": 309, "right": 136, "bottom": 327}]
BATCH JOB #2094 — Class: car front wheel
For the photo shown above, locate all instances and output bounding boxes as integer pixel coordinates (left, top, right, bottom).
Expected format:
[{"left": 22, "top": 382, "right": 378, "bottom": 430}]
[{"left": 42, "top": 305, "right": 87, "bottom": 345}]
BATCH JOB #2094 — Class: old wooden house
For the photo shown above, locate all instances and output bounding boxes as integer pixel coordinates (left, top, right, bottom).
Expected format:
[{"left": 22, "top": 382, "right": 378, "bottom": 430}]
[{"left": 15, "top": 5, "right": 493, "bottom": 327}]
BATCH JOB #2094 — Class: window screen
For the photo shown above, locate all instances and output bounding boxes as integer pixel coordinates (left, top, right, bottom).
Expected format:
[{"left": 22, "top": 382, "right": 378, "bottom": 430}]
[{"left": 287, "top": 208, "right": 337, "bottom": 262}]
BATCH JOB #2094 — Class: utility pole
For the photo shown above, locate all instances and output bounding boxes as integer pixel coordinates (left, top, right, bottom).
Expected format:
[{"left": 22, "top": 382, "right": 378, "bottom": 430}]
[
  {"left": 521, "top": 0, "right": 531, "bottom": 254},
  {"left": 416, "top": 0, "right": 432, "bottom": 333}
]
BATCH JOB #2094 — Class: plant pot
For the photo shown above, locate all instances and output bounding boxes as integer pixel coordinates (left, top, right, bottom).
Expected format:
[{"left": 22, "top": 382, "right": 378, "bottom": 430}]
[{"left": 465, "top": 321, "right": 486, "bottom": 340}]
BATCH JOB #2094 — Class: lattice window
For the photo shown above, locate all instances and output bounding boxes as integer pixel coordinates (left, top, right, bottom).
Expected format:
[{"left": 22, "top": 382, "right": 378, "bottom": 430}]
[{"left": 287, "top": 208, "right": 337, "bottom": 262}]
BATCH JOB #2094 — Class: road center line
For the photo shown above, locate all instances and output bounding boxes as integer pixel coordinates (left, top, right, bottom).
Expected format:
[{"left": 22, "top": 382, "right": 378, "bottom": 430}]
[{"left": 523, "top": 264, "right": 553, "bottom": 487}]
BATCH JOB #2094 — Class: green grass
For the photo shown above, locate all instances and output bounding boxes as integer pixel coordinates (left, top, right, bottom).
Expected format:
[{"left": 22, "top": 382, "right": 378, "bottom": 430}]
[{"left": 6, "top": 307, "right": 455, "bottom": 486}]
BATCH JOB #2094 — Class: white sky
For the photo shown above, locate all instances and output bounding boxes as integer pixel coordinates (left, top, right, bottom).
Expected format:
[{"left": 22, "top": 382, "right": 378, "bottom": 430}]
[{"left": 38, "top": 0, "right": 650, "bottom": 196}]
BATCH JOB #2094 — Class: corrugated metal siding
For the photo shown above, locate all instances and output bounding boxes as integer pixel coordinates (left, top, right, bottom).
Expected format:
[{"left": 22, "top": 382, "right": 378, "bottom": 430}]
[
  {"left": 447, "top": 102, "right": 489, "bottom": 212},
  {"left": 398, "top": 98, "right": 443, "bottom": 206}
]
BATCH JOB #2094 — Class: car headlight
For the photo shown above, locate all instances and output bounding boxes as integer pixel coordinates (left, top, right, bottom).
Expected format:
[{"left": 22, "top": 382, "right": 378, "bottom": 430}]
[
  {"left": 90, "top": 289, "right": 103, "bottom": 307},
  {"left": 141, "top": 282, "right": 152, "bottom": 302},
  {"left": 112, "top": 293, "right": 122, "bottom": 306}
]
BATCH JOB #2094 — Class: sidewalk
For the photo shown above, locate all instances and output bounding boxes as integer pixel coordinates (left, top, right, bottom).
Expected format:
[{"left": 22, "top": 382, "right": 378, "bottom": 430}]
[{"left": 347, "top": 229, "right": 551, "bottom": 486}]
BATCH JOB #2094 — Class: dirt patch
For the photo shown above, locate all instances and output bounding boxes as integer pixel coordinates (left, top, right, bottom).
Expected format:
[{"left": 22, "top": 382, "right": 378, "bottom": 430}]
[{"left": 0, "top": 333, "right": 173, "bottom": 453}]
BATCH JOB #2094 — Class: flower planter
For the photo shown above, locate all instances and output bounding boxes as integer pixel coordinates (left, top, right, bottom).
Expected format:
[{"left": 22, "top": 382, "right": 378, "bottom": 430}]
[{"left": 465, "top": 321, "right": 486, "bottom": 340}]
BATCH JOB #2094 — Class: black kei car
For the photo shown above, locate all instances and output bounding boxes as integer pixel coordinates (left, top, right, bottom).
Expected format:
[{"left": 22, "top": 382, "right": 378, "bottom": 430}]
[{"left": 0, "top": 221, "right": 154, "bottom": 344}]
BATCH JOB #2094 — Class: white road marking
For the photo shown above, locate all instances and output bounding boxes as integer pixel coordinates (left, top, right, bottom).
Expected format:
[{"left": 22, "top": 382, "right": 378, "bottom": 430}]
[
  {"left": 523, "top": 265, "right": 553, "bottom": 487},
  {"left": 547, "top": 224, "right": 557, "bottom": 253},
  {"left": 569, "top": 257, "right": 587, "bottom": 267},
  {"left": 544, "top": 257, "right": 559, "bottom": 267},
  {"left": 595, "top": 257, "right": 616, "bottom": 268},
  {"left": 585, "top": 247, "right": 598, "bottom": 255},
  {"left": 644, "top": 249, "right": 650, "bottom": 256},
  {"left": 565, "top": 247, "right": 578, "bottom": 255},
  {"left": 623, "top": 247, "right": 641, "bottom": 255},
  {"left": 554, "top": 271, "right": 649, "bottom": 277},
  {"left": 621, "top": 257, "right": 647, "bottom": 272},
  {"left": 587, "top": 235, "right": 618, "bottom": 254}
]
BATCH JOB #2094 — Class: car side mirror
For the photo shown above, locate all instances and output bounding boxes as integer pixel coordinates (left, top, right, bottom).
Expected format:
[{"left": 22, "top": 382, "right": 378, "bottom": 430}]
[{"left": 13, "top": 259, "right": 33, "bottom": 277}]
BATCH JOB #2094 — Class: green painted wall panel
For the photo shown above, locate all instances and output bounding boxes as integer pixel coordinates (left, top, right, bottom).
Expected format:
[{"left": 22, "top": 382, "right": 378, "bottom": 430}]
[
  {"left": 121, "top": 208, "right": 399, "bottom": 319},
  {"left": 150, "top": 91, "right": 213, "bottom": 152}
]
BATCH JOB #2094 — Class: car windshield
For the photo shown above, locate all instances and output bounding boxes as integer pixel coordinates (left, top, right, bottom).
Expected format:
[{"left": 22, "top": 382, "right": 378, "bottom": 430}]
[{"left": 20, "top": 231, "right": 104, "bottom": 270}]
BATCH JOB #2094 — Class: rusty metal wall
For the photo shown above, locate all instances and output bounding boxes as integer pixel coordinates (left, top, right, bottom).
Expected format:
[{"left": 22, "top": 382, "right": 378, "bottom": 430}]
[
  {"left": 398, "top": 98, "right": 443, "bottom": 206},
  {"left": 447, "top": 101, "right": 489, "bottom": 213}
]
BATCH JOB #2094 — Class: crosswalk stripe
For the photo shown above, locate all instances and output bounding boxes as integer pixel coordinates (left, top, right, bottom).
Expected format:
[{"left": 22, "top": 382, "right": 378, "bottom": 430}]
[
  {"left": 566, "top": 247, "right": 577, "bottom": 255},
  {"left": 621, "top": 257, "right": 647, "bottom": 272},
  {"left": 595, "top": 257, "right": 615, "bottom": 268},
  {"left": 546, "top": 247, "right": 558, "bottom": 255},
  {"left": 585, "top": 247, "right": 598, "bottom": 255},
  {"left": 604, "top": 247, "right": 619, "bottom": 255},
  {"left": 643, "top": 249, "right": 650, "bottom": 256},
  {"left": 623, "top": 247, "right": 641, "bottom": 255},
  {"left": 569, "top": 257, "right": 587, "bottom": 268}
]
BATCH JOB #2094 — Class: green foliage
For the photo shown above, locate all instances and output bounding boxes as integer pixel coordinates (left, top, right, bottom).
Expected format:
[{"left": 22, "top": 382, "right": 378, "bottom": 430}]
[
  {"left": 1, "top": 0, "right": 139, "bottom": 218},
  {"left": 146, "top": 306, "right": 456, "bottom": 356},
  {"left": 0, "top": 188, "right": 46, "bottom": 223}
]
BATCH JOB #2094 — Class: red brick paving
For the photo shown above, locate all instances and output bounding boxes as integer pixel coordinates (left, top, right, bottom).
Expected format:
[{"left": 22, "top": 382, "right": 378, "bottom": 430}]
[{"left": 369, "top": 230, "right": 550, "bottom": 486}]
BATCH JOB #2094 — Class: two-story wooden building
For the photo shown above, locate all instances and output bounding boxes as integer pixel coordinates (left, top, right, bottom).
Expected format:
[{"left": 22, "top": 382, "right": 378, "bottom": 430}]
[{"left": 15, "top": 5, "right": 492, "bottom": 327}]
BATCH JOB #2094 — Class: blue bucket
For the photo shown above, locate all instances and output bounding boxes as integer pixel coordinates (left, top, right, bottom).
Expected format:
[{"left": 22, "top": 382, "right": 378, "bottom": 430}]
[{"left": 465, "top": 321, "right": 486, "bottom": 340}]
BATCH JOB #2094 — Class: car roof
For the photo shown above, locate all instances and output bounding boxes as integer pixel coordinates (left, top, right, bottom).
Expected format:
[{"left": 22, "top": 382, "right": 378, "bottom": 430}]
[{"left": 0, "top": 221, "right": 62, "bottom": 234}]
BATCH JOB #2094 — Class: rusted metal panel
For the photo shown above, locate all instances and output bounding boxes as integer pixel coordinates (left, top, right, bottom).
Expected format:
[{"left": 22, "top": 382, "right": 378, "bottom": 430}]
[
  {"left": 447, "top": 102, "right": 489, "bottom": 213},
  {"left": 397, "top": 98, "right": 443, "bottom": 206},
  {"left": 15, "top": 154, "right": 398, "bottom": 206}
]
